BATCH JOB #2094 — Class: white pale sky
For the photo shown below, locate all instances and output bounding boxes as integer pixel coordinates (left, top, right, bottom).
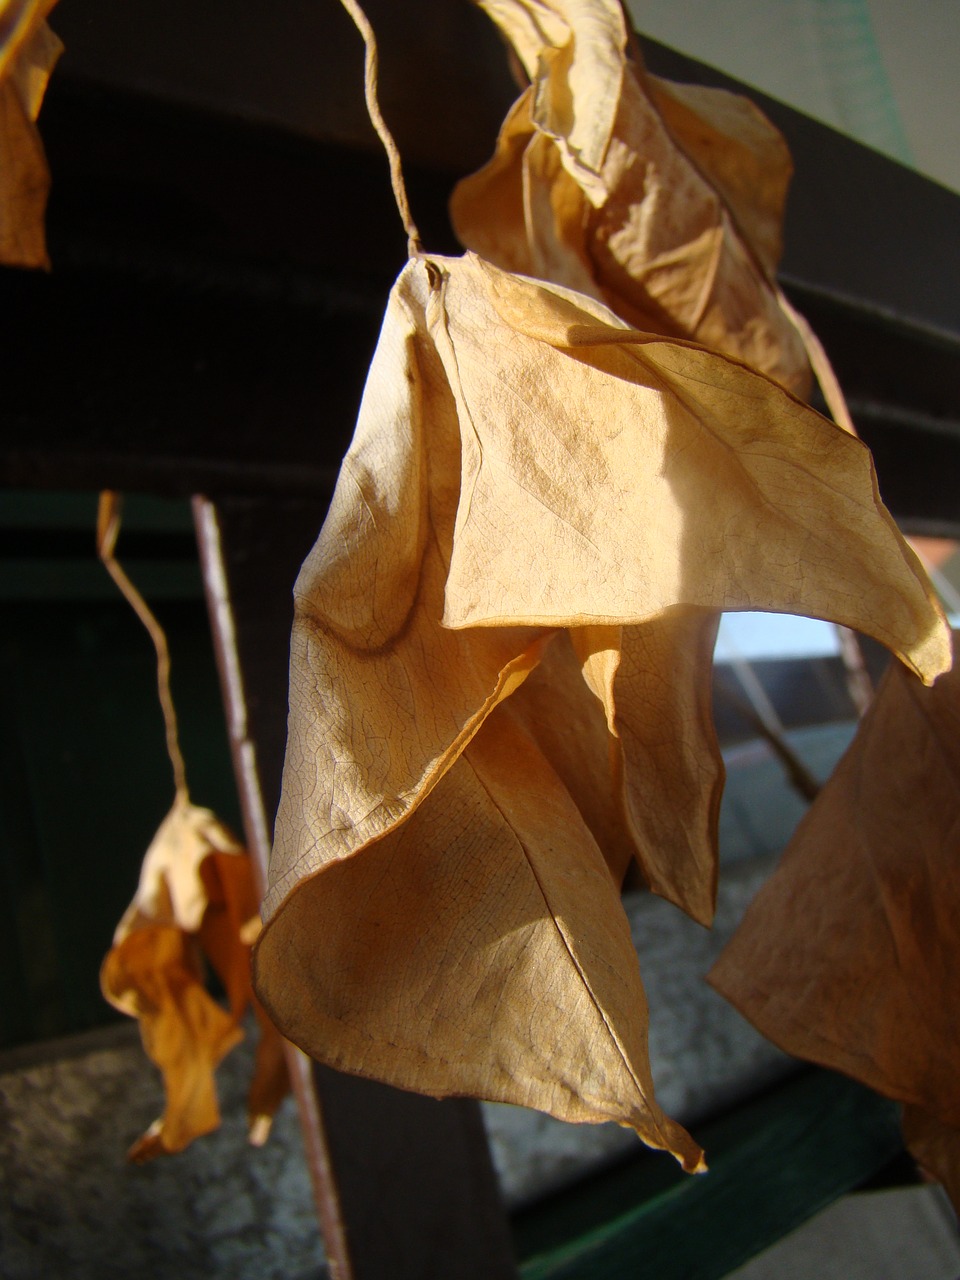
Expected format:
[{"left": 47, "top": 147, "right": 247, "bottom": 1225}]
[{"left": 626, "top": 0, "right": 960, "bottom": 193}]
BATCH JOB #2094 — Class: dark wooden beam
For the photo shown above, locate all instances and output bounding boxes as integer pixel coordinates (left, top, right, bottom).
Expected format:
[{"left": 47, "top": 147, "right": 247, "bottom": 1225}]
[{"left": 2, "top": 26, "right": 959, "bottom": 529}]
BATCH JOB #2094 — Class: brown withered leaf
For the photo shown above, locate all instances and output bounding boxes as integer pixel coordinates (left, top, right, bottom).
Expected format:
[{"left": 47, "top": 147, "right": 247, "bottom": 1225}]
[
  {"left": 198, "top": 851, "right": 290, "bottom": 1144},
  {"left": 254, "top": 250, "right": 948, "bottom": 1169},
  {"left": 102, "top": 923, "right": 244, "bottom": 1162},
  {"left": 112, "top": 798, "right": 245, "bottom": 938},
  {"left": 710, "top": 635, "right": 960, "bottom": 1207},
  {"left": 0, "top": 0, "right": 62, "bottom": 268},
  {"left": 902, "top": 1106, "right": 960, "bottom": 1212},
  {"left": 453, "top": 0, "right": 809, "bottom": 394},
  {"left": 102, "top": 798, "right": 289, "bottom": 1159}
]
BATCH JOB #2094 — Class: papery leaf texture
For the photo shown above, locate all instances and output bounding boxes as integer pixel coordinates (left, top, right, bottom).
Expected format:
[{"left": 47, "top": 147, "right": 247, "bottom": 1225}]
[
  {"left": 254, "top": 249, "right": 948, "bottom": 1169},
  {"left": 710, "top": 634, "right": 960, "bottom": 1208},
  {"left": 452, "top": 0, "right": 810, "bottom": 393},
  {"left": 102, "top": 798, "right": 289, "bottom": 1159},
  {"left": 0, "top": 0, "right": 61, "bottom": 267}
]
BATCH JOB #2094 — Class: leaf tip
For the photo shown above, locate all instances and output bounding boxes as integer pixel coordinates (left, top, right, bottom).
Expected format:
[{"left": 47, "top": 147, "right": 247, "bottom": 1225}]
[{"left": 248, "top": 1114, "right": 273, "bottom": 1147}]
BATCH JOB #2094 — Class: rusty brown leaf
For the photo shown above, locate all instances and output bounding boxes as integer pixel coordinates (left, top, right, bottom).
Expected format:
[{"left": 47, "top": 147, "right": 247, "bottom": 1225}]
[
  {"left": 254, "top": 248, "right": 948, "bottom": 1169},
  {"left": 452, "top": 0, "right": 810, "bottom": 394},
  {"left": 102, "top": 923, "right": 243, "bottom": 1162},
  {"left": 902, "top": 1106, "right": 960, "bottom": 1212},
  {"left": 710, "top": 635, "right": 960, "bottom": 1208},
  {"left": 0, "top": 0, "right": 61, "bottom": 268},
  {"left": 102, "top": 799, "right": 289, "bottom": 1159}
]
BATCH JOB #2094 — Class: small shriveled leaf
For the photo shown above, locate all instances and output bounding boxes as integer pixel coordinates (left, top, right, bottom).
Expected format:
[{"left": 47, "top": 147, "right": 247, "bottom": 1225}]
[
  {"left": 103, "top": 800, "right": 289, "bottom": 1157},
  {"left": 454, "top": 0, "right": 809, "bottom": 392},
  {"left": 0, "top": 0, "right": 61, "bottom": 268},
  {"left": 115, "top": 799, "right": 245, "bottom": 940},
  {"left": 710, "top": 636, "right": 960, "bottom": 1206},
  {"left": 256, "top": 250, "right": 948, "bottom": 1162},
  {"left": 102, "top": 923, "right": 243, "bottom": 1161}
]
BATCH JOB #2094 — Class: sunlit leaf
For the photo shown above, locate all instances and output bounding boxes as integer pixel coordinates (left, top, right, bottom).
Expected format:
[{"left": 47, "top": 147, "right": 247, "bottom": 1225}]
[
  {"left": 255, "top": 250, "right": 948, "bottom": 1166},
  {"left": 453, "top": 0, "right": 810, "bottom": 393}
]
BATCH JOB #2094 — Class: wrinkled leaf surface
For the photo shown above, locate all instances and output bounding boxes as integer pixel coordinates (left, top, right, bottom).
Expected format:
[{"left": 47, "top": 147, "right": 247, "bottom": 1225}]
[
  {"left": 255, "top": 250, "right": 948, "bottom": 1167},
  {"left": 453, "top": 0, "right": 809, "bottom": 392}
]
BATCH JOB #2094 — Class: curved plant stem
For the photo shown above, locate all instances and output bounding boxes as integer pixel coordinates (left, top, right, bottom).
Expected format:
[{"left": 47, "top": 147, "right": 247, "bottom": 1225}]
[
  {"left": 777, "top": 287, "right": 857, "bottom": 437},
  {"left": 339, "top": 0, "right": 422, "bottom": 257},
  {"left": 777, "top": 288, "right": 877, "bottom": 711},
  {"left": 97, "top": 491, "right": 189, "bottom": 802},
  {"left": 714, "top": 672, "right": 821, "bottom": 803}
]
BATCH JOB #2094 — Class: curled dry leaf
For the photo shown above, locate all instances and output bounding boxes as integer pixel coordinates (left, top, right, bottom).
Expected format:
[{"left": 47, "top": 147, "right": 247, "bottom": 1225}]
[
  {"left": 102, "top": 923, "right": 244, "bottom": 1163},
  {"left": 0, "top": 0, "right": 62, "bottom": 268},
  {"left": 452, "top": 0, "right": 810, "bottom": 394},
  {"left": 710, "top": 635, "right": 960, "bottom": 1210},
  {"left": 254, "top": 249, "right": 948, "bottom": 1171},
  {"left": 102, "top": 798, "right": 289, "bottom": 1160}
]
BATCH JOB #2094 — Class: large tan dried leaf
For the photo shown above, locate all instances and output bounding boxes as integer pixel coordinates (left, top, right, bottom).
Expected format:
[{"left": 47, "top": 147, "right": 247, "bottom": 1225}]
[
  {"left": 102, "top": 799, "right": 289, "bottom": 1159},
  {"left": 254, "top": 250, "right": 948, "bottom": 1167},
  {"left": 710, "top": 635, "right": 960, "bottom": 1206},
  {"left": 453, "top": 0, "right": 809, "bottom": 393},
  {"left": 0, "top": 0, "right": 61, "bottom": 268},
  {"left": 260, "top": 696, "right": 703, "bottom": 1170}
]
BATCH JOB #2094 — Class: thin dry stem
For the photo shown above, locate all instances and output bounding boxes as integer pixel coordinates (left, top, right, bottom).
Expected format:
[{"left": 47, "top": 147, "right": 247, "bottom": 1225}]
[
  {"left": 836, "top": 623, "right": 874, "bottom": 717},
  {"left": 97, "top": 491, "right": 189, "bottom": 801},
  {"left": 339, "top": 0, "right": 422, "bottom": 257},
  {"left": 777, "top": 288, "right": 857, "bottom": 437},
  {"left": 776, "top": 292, "right": 875, "bottom": 711},
  {"left": 715, "top": 671, "right": 821, "bottom": 803}
]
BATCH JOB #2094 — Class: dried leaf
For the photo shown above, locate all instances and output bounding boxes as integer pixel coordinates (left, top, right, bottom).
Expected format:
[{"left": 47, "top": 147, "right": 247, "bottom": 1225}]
[
  {"left": 0, "top": 0, "right": 61, "bottom": 268},
  {"left": 102, "top": 924, "right": 243, "bottom": 1161},
  {"left": 199, "top": 851, "right": 290, "bottom": 1140},
  {"left": 902, "top": 1106, "right": 960, "bottom": 1212},
  {"left": 254, "top": 250, "right": 948, "bottom": 1165},
  {"left": 710, "top": 635, "right": 960, "bottom": 1206},
  {"left": 453, "top": 0, "right": 810, "bottom": 393},
  {"left": 645, "top": 77, "right": 791, "bottom": 281},
  {"left": 102, "top": 799, "right": 289, "bottom": 1158},
  {"left": 261, "top": 696, "right": 704, "bottom": 1169},
  {"left": 114, "top": 799, "right": 245, "bottom": 940}
]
